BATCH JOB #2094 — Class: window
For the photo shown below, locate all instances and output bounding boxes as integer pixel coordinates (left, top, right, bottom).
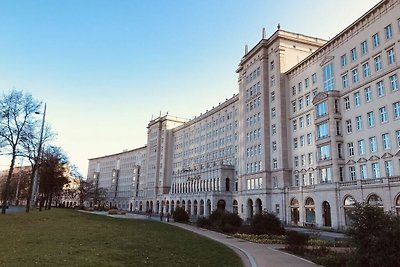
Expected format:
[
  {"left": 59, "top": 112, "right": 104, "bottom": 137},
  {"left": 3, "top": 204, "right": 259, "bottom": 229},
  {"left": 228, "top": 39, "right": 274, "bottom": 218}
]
[
  {"left": 271, "top": 91, "right": 275, "bottom": 101},
  {"left": 298, "top": 98, "right": 303, "bottom": 110},
  {"left": 299, "top": 117, "right": 304, "bottom": 128},
  {"left": 271, "top": 107, "right": 276, "bottom": 118},
  {"left": 305, "top": 94, "right": 311, "bottom": 106},
  {"left": 356, "top": 115, "right": 363, "bottom": 130},
  {"left": 323, "top": 63, "right": 335, "bottom": 91},
  {"left": 390, "top": 74, "right": 398, "bottom": 91},
  {"left": 348, "top": 142, "right": 354, "bottom": 156},
  {"left": 379, "top": 106, "right": 388, "bottom": 123},
  {"left": 362, "top": 62, "right": 370, "bottom": 78},
  {"left": 272, "top": 124, "right": 276, "bottom": 135},
  {"left": 344, "top": 96, "right": 350, "bottom": 110},
  {"left": 394, "top": 101, "right": 400, "bottom": 119},
  {"left": 316, "top": 101, "right": 328, "bottom": 117},
  {"left": 354, "top": 91, "right": 361, "bottom": 106},
  {"left": 300, "top": 135, "right": 305, "bottom": 147},
  {"left": 349, "top": 166, "right": 356, "bottom": 180},
  {"left": 385, "top": 24, "right": 393, "bottom": 40},
  {"left": 382, "top": 133, "right": 391, "bottom": 150},
  {"left": 317, "top": 122, "right": 329, "bottom": 139},
  {"left": 301, "top": 154, "right": 305, "bottom": 166},
  {"left": 321, "top": 167, "right": 332, "bottom": 183},
  {"left": 272, "top": 141, "right": 277, "bottom": 152},
  {"left": 319, "top": 144, "right": 331, "bottom": 160},
  {"left": 361, "top": 40, "right": 368, "bottom": 55},
  {"left": 270, "top": 60, "right": 275, "bottom": 70},
  {"left": 351, "top": 48, "right": 357, "bottom": 61},
  {"left": 293, "top": 119, "right": 297, "bottom": 131},
  {"left": 305, "top": 78, "right": 310, "bottom": 89},
  {"left": 397, "top": 130, "right": 400, "bottom": 147},
  {"left": 369, "top": 136, "right": 378, "bottom": 152},
  {"left": 341, "top": 54, "right": 347, "bottom": 66},
  {"left": 360, "top": 164, "right": 368, "bottom": 179},
  {"left": 298, "top": 82, "right": 302, "bottom": 93},
  {"left": 376, "top": 80, "right": 385, "bottom": 97},
  {"left": 336, "top": 121, "right": 341, "bottom": 135},
  {"left": 307, "top": 133, "right": 312, "bottom": 145},
  {"left": 374, "top": 55, "right": 382, "bottom": 71},
  {"left": 338, "top": 143, "right": 343, "bottom": 159},
  {"left": 372, "top": 162, "right": 380, "bottom": 178},
  {"left": 308, "top": 152, "right": 313, "bottom": 165},
  {"left": 385, "top": 160, "right": 394, "bottom": 177},
  {"left": 271, "top": 75, "right": 276, "bottom": 86},
  {"left": 352, "top": 68, "right": 359, "bottom": 83},
  {"left": 372, "top": 33, "right": 380, "bottom": 47},
  {"left": 292, "top": 86, "right": 296, "bottom": 96},
  {"left": 342, "top": 74, "right": 349, "bottom": 89},
  {"left": 312, "top": 73, "right": 317, "bottom": 84},
  {"left": 358, "top": 139, "right": 365, "bottom": 155},
  {"left": 346, "top": 119, "right": 352, "bottom": 134},
  {"left": 365, "top": 87, "right": 372, "bottom": 102},
  {"left": 294, "top": 138, "right": 298, "bottom": 149},
  {"left": 367, "top": 111, "right": 375, "bottom": 127},
  {"left": 388, "top": 48, "right": 395, "bottom": 65},
  {"left": 273, "top": 158, "right": 277, "bottom": 169},
  {"left": 306, "top": 114, "right": 312, "bottom": 126},
  {"left": 292, "top": 102, "right": 296, "bottom": 113}
]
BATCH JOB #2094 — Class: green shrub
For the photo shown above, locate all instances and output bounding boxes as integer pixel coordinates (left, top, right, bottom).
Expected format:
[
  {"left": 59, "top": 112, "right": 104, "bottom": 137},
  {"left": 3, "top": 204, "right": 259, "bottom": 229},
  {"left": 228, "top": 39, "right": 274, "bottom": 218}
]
[
  {"left": 197, "top": 217, "right": 212, "bottom": 229},
  {"left": 347, "top": 203, "right": 400, "bottom": 267},
  {"left": 208, "top": 210, "right": 242, "bottom": 232},
  {"left": 251, "top": 212, "right": 285, "bottom": 235},
  {"left": 118, "top": 211, "right": 126, "bottom": 215},
  {"left": 108, "top": 209, "right": 118, "bottom": 215},
  {"left": 285, "top": 230, "right": 309, "bottom": 253},
  {"left": 172, "top": 207, "right": 189, "bottom": 223}
]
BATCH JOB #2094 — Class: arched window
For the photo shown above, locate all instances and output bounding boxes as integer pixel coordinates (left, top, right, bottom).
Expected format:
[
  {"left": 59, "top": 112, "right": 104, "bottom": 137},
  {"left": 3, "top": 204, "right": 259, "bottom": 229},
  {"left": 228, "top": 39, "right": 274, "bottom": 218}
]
[
  {"left": 368, "top": 194, "right": 383, "bottom": 207},
  {"left": 396, "top": 195, "right": 400, "bottom": 216},
  {"left": 344, "top": 195, "right": 356, "bottom": 226},
  {"left": 290, "top": 198, "right": 300, "bottom": 225},
  {"left": 305, "top": 197, "right": 315, "bottom": 224},
  {"left": 233, "top": 200, "right": 238, "bottom": 214}
]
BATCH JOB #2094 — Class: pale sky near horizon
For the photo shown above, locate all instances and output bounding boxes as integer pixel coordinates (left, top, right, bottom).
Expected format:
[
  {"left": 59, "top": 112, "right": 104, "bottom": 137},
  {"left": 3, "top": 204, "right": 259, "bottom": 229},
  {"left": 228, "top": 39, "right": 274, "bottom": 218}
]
[{"left": 0, "top": 0, "right": 380, "bottom": 176}]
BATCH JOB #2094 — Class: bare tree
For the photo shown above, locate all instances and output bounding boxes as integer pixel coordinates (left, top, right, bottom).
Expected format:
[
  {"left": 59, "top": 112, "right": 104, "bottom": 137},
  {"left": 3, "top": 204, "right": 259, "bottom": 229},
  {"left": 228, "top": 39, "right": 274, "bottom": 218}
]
[{"left": 0, "top": 90, "right": 41, "bottom": 214}]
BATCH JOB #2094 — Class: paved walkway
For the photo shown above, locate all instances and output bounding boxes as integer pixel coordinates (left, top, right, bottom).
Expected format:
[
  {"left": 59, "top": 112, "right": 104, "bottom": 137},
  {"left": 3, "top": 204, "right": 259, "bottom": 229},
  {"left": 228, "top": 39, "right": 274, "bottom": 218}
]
[{"left": 86, "top": 211, "right": 319, "bottom": 267}]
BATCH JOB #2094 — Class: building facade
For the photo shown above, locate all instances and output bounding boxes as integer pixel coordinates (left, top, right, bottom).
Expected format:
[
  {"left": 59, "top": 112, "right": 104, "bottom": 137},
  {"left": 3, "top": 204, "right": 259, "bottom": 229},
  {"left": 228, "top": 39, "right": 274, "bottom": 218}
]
[{"left": 87, "top": 0, "right": 400, "bottom": 230}]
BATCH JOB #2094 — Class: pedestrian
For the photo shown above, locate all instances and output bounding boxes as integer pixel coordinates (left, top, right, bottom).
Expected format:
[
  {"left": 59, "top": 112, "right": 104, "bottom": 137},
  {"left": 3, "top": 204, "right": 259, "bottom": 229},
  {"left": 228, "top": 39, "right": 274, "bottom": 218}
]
[
  {"left": 160, "top": 212, "right": 163, "bottom": 221},
  {"left": 166, "top": 212, "right": 170, "bottom": 222}
]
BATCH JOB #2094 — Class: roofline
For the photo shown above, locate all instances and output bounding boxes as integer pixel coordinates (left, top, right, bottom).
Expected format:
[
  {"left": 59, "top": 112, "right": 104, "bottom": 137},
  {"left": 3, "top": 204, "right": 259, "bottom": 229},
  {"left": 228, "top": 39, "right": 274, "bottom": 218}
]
[{"left": 88, "top": 145, "right": 147, "bottom": 161}]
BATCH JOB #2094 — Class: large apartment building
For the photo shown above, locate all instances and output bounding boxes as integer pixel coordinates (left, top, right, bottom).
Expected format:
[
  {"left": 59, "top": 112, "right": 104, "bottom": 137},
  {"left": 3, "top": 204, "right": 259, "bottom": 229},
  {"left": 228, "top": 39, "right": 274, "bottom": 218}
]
[{"left": 87, "top": 0, "right": 400, "bottom": 230}]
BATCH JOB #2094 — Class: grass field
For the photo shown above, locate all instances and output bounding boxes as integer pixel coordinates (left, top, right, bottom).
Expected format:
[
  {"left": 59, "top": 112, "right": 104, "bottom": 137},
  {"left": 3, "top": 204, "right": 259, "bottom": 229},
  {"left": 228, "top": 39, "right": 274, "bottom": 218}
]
[{"left": 0, "top": 208, "right": 242, "bottom": 267}]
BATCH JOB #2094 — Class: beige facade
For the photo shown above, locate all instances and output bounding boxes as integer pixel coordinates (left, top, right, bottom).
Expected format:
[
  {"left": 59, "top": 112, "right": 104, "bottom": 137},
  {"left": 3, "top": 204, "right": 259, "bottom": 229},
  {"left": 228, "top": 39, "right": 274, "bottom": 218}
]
[{"left": 87, "top": 0, "right": 400, "bottom": 229}]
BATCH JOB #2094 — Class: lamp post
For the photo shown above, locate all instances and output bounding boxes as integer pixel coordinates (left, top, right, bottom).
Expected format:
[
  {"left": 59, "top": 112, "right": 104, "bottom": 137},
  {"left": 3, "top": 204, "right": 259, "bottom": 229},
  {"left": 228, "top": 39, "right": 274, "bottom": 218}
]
[{"left": 31, "top": 103, "right": 46, "bottom": 209}]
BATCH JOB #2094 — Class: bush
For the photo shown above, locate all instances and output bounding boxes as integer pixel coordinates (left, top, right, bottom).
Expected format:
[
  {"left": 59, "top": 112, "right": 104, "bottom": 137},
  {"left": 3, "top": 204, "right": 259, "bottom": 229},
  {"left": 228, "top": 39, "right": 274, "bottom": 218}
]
[
  {"left": 172, "top": 207, "right": 189, "bottom": 223},
  {"left": 208, "top": 210, "right": 242, "bottom": 232},
  {"left": 197, "top": 217, "right": 212, "bottom": 229},
  {"left": 347, "top": 203, "right": 400, "bottom": 267},
  {"left": 108, "top": 209, "right": 118, "bottom": 215},
  {"left": 251, "top": 212, "right": 285, "bottom": 235},
  {"left": 285, "top": 230, "right": 309, "bottom": 253}
]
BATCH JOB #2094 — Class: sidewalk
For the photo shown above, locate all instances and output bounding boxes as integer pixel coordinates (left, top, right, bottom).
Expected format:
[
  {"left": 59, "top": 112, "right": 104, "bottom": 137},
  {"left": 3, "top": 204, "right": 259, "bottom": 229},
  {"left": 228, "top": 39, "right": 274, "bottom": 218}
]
[{"left": 90, "top": 211, "right": 318, "bottom": 267}]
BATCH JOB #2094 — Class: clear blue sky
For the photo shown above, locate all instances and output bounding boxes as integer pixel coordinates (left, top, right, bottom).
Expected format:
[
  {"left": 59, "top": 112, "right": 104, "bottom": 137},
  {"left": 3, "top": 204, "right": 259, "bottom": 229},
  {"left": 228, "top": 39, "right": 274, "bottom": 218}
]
[{"left": 0, "top": 0, "right": 380, "bottom": 176}]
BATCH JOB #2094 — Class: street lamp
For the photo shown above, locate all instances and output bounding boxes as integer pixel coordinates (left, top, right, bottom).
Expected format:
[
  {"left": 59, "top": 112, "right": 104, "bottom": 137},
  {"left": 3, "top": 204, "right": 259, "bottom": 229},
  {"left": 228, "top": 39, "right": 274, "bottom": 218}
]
[{"left": 31, "top": 103, "right": 46, "bottom": 208}]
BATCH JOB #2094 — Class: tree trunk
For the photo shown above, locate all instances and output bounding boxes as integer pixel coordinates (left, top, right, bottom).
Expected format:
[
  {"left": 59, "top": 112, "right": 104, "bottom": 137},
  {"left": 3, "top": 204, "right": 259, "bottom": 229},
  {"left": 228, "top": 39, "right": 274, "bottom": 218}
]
[
  {"left": 47, "top": 192, "right": 53, "bottom": 210},
  {"left": 25, "top": 164, "right": 37, "bottom": 213},
  {"left": 1, "top": 153, "right": 16, "bottom": 214}
]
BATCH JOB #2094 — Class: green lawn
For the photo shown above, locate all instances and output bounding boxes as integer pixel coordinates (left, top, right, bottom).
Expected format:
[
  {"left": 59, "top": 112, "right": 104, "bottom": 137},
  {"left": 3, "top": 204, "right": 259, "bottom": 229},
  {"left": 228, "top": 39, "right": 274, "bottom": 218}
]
[{"left": 0, "top": 209, "right": 242, "bottom": 267}]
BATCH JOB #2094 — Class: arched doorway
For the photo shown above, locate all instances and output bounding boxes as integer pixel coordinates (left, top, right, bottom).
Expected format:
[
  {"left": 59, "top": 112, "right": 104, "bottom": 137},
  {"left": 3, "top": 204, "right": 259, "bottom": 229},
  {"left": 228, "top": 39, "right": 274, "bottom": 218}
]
[
  {"left": 255, "top": 198, "right": 262, "bottom": 214},
  {"left": 139, "top": 201, "right": 143, "bottom": 212},
  {"left": 161, "top": 201, "right": 165, "bottom": 213},
  {"left": 233, "top": 200, "right": 238, "bottom": 214},
  {"left": 166, "top": 200, "right": 170, "bottom": 213},
  {"left": 146, "top": 201, "right": 149, "bottom": 212},
  {"left": 247, "top": 199, "right": 253, "bottom": 219},
  {"left": 182, "top": 200, "right": 186, "bottom": 211},
  {"left": 217, "top": 199, "right": 226, "bottom": 211},
  {"left": 176, "top": 200, "right": 180, "bottom": 208},
  {"left": 171, "top": 200, "right": 175, "bottom": 213},
  {"left": 396, "top": 195, "right": 400, "bottom": 215},
  {"left": 149, "top": 201, "right": 153, "bottom": 212},
  {"left": 156, "top": 201, "right": 160, "bottom": 213},
  {"left": 322, "top": 201, "right": 331, "bottom": 227},
  {"left": 368, "top": 194, "right": 383, "bottom": 207},
  {"left": 305, "top": 197, "right": 315, "bottom": 225},
  {"left": 344, "top": 195, "right": 356, "bottom": 225},
  {"left": 207, "top": 199, "right": 211, "bottom": 215},
  {"left": 130, "top": 203, "right": 133, "bottom": 212},
  {"left": 187, "top": 200, "right": 192, "bottom": 214},
  {"left": 194, "top": 200, "right": 198, "bottom": 215},
  {"left": 290, "top": 198, "right": 300, "bottom": 225},
  {"left": 200, "top": 200, "right": 204, "bottom": 216}
]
